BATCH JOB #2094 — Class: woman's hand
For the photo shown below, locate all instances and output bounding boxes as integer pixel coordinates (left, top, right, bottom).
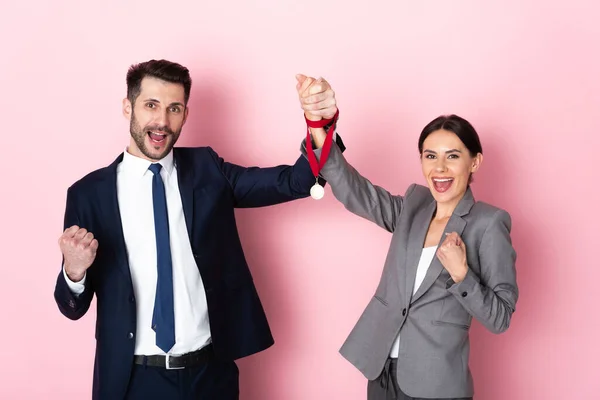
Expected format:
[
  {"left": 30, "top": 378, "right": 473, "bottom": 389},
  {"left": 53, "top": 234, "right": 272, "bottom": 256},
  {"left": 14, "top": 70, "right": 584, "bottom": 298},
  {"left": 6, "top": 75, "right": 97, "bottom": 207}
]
[{"left": 437, "top": 232, "right": 468, "bottom": 283}]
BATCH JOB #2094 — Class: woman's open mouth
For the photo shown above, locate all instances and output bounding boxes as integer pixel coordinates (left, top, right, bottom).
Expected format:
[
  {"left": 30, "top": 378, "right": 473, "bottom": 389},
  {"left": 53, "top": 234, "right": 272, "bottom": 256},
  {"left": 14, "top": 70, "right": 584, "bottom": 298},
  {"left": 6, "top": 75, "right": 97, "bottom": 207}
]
[{"left": 432, "top": 177, "right": 454, "bottom": 193}]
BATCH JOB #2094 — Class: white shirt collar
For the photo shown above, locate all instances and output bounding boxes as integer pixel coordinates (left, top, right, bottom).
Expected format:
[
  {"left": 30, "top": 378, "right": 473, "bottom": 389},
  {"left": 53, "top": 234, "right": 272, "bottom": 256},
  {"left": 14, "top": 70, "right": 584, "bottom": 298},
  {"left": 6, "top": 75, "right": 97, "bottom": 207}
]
[{"left": 121, "top": 147, "right": 175, "bottom": 178}]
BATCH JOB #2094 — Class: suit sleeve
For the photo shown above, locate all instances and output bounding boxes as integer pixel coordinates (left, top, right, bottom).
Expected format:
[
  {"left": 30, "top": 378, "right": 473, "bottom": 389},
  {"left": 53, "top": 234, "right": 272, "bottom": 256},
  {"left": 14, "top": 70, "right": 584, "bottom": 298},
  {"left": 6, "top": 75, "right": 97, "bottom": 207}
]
[
  {"left": 53, "top": 187, "right": 95, "bottom": 321},
  {"left": 207, "top": 134, "right": 346, "bottom": 208},
  {"left": 300, "top": 137, "right": 407, "bottom": 233},
  {"left": 446, "top": 209, "right": 519, "bottom": 334}
]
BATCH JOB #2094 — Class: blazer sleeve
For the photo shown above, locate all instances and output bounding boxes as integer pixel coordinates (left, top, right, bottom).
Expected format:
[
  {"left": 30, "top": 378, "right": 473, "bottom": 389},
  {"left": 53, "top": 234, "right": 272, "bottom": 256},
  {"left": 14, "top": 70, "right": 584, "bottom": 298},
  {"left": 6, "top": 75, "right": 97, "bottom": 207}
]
[
  {"left": 300, "top": 139, "right": 408, "bottom": 233},
  {"left": 206, "top": 134, "right": 346, "bottom": 208},
  {"left": 446, "top": 209, "right": 519, "bottom": 334},
  {"left": 53, "top": 187, "right": 95, "bottom": 321}
]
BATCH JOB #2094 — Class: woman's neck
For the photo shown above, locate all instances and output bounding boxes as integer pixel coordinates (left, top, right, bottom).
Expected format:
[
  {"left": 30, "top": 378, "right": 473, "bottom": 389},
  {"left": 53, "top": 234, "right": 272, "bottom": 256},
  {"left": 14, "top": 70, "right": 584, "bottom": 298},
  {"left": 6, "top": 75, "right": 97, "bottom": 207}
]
[{"left": 434, "top": 200, "right": 460, "bottom": 221}]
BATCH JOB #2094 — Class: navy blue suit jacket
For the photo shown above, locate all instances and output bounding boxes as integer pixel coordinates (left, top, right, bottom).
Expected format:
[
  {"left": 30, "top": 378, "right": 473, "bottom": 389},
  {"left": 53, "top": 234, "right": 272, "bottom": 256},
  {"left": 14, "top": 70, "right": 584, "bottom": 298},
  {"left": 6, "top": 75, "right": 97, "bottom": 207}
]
[{"left": 54, "top": 140, "right": 344, "bottom": 399}]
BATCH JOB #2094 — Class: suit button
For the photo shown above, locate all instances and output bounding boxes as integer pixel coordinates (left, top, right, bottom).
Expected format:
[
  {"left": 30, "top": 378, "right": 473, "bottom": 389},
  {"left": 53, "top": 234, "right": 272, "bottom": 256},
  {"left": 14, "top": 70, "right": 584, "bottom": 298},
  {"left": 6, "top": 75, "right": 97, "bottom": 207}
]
[
  {"left": 461, "top": 292, "right": 468, "bottom": 297},
  {"left": 129, "top": 295, "right": 135, "bottom": 303},
  {"left": 193, "top": 253, "right": 199, "bottom": 259},
  {"left": 402, "top": 308, "right": 407, "bottom": 316},
  {"left": 128, "top": 332, "right": 134, "bottom": 339}
]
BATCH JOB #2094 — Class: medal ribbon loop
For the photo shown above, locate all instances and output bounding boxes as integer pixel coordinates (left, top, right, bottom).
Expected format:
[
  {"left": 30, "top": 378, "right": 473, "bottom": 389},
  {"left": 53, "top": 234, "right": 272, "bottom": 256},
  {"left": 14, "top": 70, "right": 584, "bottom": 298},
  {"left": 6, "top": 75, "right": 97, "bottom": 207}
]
[{"left": 305, "top": 109, "right": 339, "bottom": 180}]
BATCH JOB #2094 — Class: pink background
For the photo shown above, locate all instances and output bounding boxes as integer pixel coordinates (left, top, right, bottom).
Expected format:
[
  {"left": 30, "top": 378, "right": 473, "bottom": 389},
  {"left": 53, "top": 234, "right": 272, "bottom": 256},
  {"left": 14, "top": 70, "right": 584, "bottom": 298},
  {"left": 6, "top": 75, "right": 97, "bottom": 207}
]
[{"left": 1, "top": 1, "right": 598, "bottom": 399}]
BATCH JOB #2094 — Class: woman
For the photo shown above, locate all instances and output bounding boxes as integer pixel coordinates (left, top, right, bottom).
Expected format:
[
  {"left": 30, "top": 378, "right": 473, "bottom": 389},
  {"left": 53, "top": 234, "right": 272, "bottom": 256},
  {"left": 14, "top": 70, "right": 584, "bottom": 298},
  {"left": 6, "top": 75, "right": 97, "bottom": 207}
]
[{"left": 300, "top": 85, "right": 519, "bottom": 400}]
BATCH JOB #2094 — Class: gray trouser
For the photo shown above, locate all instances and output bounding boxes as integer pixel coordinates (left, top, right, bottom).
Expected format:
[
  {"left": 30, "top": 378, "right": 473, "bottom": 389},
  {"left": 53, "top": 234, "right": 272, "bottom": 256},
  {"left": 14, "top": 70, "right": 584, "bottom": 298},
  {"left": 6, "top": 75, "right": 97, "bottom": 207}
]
[{"left": 367, "top": 358, "right": 473, "bottom": 400}]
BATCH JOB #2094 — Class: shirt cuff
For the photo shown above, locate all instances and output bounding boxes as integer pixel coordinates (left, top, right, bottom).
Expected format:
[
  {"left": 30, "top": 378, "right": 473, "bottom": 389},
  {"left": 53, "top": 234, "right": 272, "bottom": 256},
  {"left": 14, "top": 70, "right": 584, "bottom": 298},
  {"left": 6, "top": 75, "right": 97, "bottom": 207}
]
[{"left": 63, "top": 265, "right": 86, "bottom": 295}]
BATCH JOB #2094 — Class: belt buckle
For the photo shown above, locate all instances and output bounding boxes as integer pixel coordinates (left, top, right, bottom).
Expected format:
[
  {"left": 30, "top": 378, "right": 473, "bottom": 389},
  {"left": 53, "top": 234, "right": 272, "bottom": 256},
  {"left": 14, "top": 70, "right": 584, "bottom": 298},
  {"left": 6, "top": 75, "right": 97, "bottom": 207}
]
[{"left": 165, "top": 354, "right": 185, "bottom": 370}]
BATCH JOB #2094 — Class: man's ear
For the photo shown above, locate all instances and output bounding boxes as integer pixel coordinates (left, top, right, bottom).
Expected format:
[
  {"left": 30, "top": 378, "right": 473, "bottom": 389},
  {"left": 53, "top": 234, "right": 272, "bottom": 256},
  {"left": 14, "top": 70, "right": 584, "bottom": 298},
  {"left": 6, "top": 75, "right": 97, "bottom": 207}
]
[
  {"left": 122, "top": 98, "right": 132, "bottom": 121},
  {"left": 183, "top": 107, "right": 189, "bottom": 125}
]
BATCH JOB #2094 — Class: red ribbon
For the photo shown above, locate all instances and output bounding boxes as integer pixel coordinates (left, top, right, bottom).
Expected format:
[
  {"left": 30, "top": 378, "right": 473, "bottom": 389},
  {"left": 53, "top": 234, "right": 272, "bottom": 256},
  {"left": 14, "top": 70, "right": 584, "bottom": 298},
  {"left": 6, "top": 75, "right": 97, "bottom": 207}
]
[{"left": 305, "top": 109, "right": 339, "bottom": 180}]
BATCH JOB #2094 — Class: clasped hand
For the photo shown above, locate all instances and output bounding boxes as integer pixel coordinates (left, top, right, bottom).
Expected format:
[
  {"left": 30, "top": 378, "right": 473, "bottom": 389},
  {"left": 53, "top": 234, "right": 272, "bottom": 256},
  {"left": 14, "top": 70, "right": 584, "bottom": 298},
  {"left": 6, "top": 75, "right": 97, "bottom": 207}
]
[
  {"left": 436, "top": 232, "right": 469, "bottom": 283},
  {"left": 295, "top": 74, "right": 337, "bottom": 121}
]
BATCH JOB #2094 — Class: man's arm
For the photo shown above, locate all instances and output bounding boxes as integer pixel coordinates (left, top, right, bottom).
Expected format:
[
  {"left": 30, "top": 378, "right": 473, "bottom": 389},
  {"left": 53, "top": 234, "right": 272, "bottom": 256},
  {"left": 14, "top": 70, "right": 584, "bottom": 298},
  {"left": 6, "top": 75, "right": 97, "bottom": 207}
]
[
  {"left": 206, "top": 131, "right": 343, "bottom": 209},
  {"left": 204, "top": 74, "right": 345, "bottom": 208},
  {"left": 54, "top": 187, "right": 96, "bottom": 320}
]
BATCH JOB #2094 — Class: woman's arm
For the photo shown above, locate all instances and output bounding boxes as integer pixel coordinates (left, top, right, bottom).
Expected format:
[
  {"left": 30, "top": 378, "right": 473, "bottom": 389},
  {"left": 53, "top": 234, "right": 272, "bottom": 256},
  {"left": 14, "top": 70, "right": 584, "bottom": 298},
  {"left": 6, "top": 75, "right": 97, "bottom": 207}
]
[
  {"left": 444, "top": 209, "right": 519, "bottom": 334},
  {"left": 302, "top": 137, "right": 411, "bottom": 233}
]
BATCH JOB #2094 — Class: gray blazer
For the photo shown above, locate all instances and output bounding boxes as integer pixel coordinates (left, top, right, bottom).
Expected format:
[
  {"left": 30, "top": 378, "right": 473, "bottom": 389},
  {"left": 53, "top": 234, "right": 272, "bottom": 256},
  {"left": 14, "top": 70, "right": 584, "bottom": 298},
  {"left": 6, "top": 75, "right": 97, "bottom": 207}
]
[{"left": 309, "top": 142, "right": 518, "bottom": 398}]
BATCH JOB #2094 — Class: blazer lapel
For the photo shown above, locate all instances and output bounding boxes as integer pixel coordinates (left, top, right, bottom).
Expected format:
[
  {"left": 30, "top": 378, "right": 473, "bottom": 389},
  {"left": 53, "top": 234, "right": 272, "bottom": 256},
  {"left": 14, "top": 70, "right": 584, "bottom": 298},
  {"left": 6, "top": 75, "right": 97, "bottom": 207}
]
[
  {"left": 98, "top": 149, "right": 196, "bottom": 278},
  {"left": 97, "top": 153, "right": 131, "bottom": 279},
  {"left": 408, "top": 187, "right": 475, "bottom": 304},
  {"left": 174, "top": 149, "right": 195, "bottom": 240},
  {"left": 403, "top": 200, "right": 437, "bottom": 305}
]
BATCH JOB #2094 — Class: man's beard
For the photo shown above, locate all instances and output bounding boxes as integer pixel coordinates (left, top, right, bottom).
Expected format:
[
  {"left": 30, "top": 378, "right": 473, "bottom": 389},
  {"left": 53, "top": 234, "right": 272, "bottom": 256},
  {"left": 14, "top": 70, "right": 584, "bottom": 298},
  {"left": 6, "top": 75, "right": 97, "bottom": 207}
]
[{"left": 130, "top": 110, "right": 181, "bottom": 160}]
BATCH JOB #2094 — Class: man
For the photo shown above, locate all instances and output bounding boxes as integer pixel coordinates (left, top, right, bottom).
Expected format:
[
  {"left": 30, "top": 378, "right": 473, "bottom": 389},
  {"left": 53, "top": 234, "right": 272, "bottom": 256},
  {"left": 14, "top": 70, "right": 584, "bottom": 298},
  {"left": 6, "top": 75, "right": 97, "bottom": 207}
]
[{"left": 54, "top": 59, "right": 342, "bottom": 399}]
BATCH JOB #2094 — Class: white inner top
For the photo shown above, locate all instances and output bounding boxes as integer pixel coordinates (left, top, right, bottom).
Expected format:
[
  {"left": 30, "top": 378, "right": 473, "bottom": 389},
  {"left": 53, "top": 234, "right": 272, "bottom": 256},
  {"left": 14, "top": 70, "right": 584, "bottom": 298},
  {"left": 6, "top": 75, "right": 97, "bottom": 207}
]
[{"left": 389, "top": 246, "right": 438, "bottom": 358}]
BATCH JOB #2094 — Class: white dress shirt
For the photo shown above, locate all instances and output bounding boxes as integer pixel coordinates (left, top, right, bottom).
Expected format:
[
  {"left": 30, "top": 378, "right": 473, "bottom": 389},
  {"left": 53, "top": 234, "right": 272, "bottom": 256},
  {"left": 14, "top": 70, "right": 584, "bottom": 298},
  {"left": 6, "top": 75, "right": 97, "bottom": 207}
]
[
  {"left": 64, "top": 148, "right": 211, "bottom": 355},
  {"left": 389, "top": 246, "right": 437, "bottom": 358}
]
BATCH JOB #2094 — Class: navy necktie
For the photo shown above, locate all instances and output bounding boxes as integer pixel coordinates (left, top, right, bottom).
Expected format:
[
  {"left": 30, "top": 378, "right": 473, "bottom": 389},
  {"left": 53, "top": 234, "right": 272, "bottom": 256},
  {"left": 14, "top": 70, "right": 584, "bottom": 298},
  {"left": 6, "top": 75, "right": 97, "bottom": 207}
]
[{"left": 148, "top": 163, "right": 176, "bottom": 353}]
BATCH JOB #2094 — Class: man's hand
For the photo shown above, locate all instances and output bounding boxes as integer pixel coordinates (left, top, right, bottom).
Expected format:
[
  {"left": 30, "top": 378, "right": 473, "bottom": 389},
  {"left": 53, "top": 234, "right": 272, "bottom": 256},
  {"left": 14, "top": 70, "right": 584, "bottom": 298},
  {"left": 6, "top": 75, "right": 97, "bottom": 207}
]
[
  {"left": 59, "top": 225, "right": 98, "bottom": 282},
  {"left": 296, "top": 74, "right": 338, "bottom": 148},
  {"left": 436, "top": 232, "right": 469, "bottom": 283},
  {"left": 296, "top": 74, "right": 337, "bottom": 120}
]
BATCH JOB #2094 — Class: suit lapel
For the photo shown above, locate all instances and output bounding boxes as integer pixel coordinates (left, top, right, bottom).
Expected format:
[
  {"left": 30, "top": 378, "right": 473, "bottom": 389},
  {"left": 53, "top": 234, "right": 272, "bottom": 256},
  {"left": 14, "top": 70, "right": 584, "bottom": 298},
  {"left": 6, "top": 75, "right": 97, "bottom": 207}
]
[
  {"left": 98, "top": 149, "right": 195, "bottom": 278},
  {"left": 410, "top": 214, "right": 466, "bottom": 303},
  {"left": 403, "top": 200, "right": 436, "bottom": 305},
  {"left": 98, "top": 153, "right": 132, "bottom": 278},
  {"left": 174, "top": 149, "right": 195, "bottom": 240},
  {"left": 407, "top": 187, "right": 475, "bottom": 304}
]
